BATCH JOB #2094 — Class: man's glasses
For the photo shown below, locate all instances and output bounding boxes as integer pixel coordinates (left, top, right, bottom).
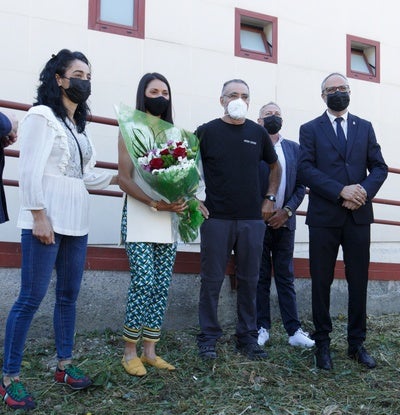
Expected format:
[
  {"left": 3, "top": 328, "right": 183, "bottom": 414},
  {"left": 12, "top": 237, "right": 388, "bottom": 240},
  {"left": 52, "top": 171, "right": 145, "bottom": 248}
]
[
  {"left": 323, "top": 85, "right": 350, "bottom": 95},
  {"left": 223, "top": 93, "right": 249, "bottom": 100}
]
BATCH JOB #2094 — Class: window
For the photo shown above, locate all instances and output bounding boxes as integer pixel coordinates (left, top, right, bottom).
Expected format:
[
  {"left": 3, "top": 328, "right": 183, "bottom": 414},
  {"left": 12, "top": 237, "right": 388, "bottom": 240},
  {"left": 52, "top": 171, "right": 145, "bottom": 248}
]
[
  {"left": 235, "top": 8, "right": 277, "bottom": 63},
  {"left": 88, "top": 0, "right": 145, "bottom": 39},
  {"left": 346, "top": 35, "right": 380, "bottom": 83}
]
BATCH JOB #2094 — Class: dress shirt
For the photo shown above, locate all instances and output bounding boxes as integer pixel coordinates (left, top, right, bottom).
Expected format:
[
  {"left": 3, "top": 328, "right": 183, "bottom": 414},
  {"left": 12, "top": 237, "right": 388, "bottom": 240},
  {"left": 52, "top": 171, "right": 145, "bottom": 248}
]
[{"left": 273, "top": 136, "right": 286, "bottom": 210}]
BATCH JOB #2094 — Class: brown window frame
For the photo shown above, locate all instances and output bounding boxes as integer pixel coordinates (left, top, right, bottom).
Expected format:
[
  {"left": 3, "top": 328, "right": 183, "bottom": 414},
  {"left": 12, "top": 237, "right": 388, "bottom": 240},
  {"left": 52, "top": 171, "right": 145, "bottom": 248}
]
[
  {"left": 346, "top": 34, "right": 380, "bottom": 83},
  {"left": 88, "top": 0, "right": 145, "bottom": 39},
  {"left": 235, "top": 8, "right": 278, "bottom": 64}
]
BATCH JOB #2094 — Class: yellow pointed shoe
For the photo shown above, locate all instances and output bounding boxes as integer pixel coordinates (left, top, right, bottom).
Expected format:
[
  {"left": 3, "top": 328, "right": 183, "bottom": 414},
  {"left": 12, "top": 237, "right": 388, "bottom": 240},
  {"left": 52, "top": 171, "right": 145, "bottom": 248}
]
[
  {"left": 140, "top": 355, "right": 176, "bottom": 371},
  {"left": 121, "top": 356, "right": 147, "bottom": 376}
]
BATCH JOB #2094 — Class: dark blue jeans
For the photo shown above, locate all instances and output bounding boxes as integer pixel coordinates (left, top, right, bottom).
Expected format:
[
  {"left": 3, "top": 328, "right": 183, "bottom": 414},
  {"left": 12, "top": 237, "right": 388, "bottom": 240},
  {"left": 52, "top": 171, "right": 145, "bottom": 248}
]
[
  {"left": 256, "top": 226, "right": 300, "bottom": 336},
  {"left": 3, "top": 230, "right": 88, "bottom": 377},
  {"left": 197, "top": 218, "right": 265, "bottom": 346}
]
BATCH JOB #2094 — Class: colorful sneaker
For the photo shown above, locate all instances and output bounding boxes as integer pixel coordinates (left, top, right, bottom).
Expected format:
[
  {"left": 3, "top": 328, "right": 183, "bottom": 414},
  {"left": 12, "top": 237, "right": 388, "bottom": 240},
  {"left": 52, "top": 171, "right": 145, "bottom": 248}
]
[
  {"left": 54, "top": 365, "right": 92, "bottom": 390},
  {"left": 0, "top": 379, "right": 36, "bottom": 410}
]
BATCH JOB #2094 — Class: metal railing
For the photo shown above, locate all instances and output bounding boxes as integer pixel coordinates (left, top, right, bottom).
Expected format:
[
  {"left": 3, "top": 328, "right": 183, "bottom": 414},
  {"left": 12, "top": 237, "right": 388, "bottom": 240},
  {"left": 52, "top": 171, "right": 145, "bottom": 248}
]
[
  {"left": 2, "top": 99, "right": 399, "bottom": 226},
  {"left": 1, "top": 99, "right": 123, "bottom": 199}
]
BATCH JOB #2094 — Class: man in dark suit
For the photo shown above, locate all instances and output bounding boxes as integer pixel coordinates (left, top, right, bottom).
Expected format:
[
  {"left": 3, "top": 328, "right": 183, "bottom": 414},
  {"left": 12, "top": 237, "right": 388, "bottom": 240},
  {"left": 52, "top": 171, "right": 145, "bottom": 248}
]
[
  {"left": 0, "top": 111, "right": 18, "bottom": 224},
  {"left": 256, "top": 102, "right": 314, "bottom": 349},
  {"left": 298, "top": 73, "right": 388, "bottom": 370}
]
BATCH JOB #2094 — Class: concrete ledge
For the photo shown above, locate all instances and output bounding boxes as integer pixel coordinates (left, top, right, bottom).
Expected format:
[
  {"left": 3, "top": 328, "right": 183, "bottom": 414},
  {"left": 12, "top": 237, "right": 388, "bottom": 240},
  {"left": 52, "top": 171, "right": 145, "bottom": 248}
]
[{"left": 0, "top": 268, "right": 400, "bottom": 344}]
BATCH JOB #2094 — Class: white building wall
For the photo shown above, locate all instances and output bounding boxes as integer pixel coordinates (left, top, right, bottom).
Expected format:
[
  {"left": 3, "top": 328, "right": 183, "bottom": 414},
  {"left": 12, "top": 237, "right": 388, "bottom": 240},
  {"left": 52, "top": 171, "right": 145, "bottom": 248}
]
[{"left": 0, "top": 0, "right": 399, "bottom": 261}]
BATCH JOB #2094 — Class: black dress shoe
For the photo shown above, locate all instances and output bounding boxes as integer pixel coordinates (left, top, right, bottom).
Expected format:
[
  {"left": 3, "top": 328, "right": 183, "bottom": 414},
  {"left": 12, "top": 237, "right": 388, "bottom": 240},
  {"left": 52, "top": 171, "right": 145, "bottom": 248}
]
[
  {"left": 198, "top": 345, "right": 217, "bottom": 360},
  {"left": 315, "top": 345, "right": 333, "bottom": 370},
  {"left": 348, "top": 346, "right": 376, "bottom": 369},
  {"left": 236, "top": 342, "right": 268, "bottom": 360}
]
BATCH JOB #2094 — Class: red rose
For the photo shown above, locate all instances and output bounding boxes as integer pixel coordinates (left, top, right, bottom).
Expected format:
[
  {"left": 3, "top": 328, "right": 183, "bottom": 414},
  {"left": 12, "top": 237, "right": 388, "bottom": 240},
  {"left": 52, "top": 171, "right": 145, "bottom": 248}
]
[
  {"left": 149, "top": 157, "right": 164, "bottom": 170},
  {"left": 160, "top": 148, "right": 170, "bottom": 156},
  {"left": 173, "top": 147, "right": 187, "bottom": 158}
]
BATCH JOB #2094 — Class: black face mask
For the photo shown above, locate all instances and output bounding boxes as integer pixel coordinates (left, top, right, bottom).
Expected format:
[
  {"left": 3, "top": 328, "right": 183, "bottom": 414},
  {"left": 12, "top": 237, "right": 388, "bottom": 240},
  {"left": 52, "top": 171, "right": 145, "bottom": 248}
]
[
  {"left": 263, "top": 115, "right": 282, "bottom": 135},
  {"left": 144, "top": 96, "right": 169, "bottom": 116},
  {"left": 63, "top": 78, "right": 91, "bottom": 104},
  {"left": 327, "top": 91, "right": 350, "bottom": 112}
]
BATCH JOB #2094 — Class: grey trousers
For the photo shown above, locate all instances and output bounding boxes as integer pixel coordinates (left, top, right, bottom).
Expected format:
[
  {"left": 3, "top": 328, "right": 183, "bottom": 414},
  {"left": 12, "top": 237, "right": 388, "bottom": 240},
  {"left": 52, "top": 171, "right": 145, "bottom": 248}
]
[{"left": 197, "top": 218, "right": 266, "bottom": 346}]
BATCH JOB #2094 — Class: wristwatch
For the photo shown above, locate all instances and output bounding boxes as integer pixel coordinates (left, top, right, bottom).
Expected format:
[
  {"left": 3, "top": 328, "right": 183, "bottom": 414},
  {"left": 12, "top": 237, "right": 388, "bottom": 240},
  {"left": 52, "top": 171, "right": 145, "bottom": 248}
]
[
  {"left": 283, "top": 206, "right": 293, "bottom": 217},
  {"left": 264, "top": 194, "right": 276, "bottom": 202},
  {"left": 149, "top": 200, "right": 159, "bottom": 211}
]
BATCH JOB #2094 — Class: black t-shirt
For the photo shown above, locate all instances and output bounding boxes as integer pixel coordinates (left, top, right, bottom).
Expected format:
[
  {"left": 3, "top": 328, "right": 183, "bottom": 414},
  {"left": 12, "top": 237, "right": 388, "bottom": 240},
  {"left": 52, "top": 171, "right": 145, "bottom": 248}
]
[{"left": 196, "top": 118, "right": 277, "bottom": 219}]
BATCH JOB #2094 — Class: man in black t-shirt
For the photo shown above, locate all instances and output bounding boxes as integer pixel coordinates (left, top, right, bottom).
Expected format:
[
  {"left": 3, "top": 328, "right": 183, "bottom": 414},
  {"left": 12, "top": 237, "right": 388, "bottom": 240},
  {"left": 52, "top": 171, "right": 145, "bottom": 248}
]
[{"left": 195, "top": 79, "right": 281, "bottom": 360}]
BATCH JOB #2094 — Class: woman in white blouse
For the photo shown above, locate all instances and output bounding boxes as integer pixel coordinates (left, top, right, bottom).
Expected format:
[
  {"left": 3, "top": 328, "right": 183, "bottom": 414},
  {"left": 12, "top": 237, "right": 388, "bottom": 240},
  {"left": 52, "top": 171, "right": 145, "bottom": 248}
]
[{"left": 0, "top": 49, "right": 117, "bottom": 411}]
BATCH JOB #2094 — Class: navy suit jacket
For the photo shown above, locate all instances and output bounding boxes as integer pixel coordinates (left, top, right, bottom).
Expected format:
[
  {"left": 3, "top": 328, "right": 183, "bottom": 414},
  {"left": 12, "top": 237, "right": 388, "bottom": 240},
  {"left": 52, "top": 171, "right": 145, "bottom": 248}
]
[
  {"left": 298, "top": 111, "right": 388, "bottom": 227},
  {"left": 260, "top": 138, "right": 305, "bottom": 231},
  {"left": 0, "top": 112, "right": 12, "bottom": 224}
]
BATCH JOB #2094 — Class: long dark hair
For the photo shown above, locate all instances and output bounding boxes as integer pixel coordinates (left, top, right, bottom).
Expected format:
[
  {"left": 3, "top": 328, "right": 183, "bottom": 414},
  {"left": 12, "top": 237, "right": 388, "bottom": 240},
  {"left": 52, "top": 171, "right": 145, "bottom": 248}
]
[
  {"left": 135, "top": 73, "right": 173, "bottom": 124},
  {"left": 34, "top": 49, "right": 91, "bottom": 133}
]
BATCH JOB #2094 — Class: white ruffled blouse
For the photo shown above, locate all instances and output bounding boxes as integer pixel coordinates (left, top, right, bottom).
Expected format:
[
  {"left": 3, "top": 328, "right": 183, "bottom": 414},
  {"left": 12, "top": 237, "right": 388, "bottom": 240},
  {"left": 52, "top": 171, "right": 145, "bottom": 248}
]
[{"left": 17, "top": 105, "right": 113, "bottom": 236}]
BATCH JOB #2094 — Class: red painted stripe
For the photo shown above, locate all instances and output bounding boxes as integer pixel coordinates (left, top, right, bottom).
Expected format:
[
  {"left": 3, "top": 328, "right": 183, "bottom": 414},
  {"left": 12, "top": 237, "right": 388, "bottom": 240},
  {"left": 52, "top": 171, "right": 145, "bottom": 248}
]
[{"left": 0, "top": 242, "right": 398, "bottom": 281}]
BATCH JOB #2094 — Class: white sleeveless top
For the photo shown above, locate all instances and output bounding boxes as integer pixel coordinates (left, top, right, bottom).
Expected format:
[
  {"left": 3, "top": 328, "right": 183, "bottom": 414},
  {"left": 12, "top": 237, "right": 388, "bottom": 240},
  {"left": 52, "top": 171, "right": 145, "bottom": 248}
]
[{"left": 125, "top": 170, "right": 177, "bottom": 243}]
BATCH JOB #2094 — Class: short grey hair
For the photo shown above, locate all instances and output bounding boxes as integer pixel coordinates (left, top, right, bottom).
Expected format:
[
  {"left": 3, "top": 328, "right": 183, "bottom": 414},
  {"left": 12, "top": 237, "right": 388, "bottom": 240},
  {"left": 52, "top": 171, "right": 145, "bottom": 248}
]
[
  {"left": 221, "top": 79, "right": 249, "bottom": 96},
  {"left": 321, "top": 72, "right": 348, "bottom": 92},
  {"left": 259, "top": 101, "right": 281, "bottom": 118}
]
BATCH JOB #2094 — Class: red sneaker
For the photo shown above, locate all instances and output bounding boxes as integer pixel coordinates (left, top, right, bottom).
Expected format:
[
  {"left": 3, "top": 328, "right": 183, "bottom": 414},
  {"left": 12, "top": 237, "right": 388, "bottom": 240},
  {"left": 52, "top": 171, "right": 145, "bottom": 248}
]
[
  {"left": 0, "top": 379, "right": 36, "bottom": 411},
  {"left": 54, "top": 365, "right": 92, "bottom": 390}
]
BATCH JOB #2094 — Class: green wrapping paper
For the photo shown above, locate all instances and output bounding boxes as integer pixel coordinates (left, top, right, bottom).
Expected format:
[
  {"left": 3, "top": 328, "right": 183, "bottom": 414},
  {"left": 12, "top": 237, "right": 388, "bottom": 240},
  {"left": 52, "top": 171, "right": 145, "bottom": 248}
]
[{"left": 115, "top": 104, "right": 204, "bottom": 243}]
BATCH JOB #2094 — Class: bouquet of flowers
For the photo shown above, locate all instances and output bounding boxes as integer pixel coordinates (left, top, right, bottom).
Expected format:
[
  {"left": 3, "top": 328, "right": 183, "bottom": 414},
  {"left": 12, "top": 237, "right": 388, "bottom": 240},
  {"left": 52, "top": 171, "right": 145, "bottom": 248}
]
[{"left": 115, "top": 103, "right": 204, "bottom": 243}]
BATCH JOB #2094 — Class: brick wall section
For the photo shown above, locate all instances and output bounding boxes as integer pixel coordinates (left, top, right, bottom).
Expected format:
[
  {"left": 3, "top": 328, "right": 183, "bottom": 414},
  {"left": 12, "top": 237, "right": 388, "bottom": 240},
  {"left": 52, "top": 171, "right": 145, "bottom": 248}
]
[{"left": 0, "top": 242, "right": 398, "bottom": 281}]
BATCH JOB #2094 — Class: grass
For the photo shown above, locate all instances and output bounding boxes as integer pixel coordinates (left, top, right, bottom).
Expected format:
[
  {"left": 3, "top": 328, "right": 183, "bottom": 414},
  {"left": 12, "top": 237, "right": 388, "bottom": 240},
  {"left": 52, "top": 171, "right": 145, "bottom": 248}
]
[{"left": 3, "top": 314, "right": 400, "bottom": 415}]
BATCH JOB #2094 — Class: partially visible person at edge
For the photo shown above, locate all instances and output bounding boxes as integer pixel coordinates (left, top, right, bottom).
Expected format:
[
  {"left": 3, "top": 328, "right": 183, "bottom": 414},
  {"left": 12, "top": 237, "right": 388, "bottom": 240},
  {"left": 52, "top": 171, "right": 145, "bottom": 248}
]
[
  {"left": 297, "top": 72, "right": 388, "bottom": 371},
  {"left": 118, "top": 73, "right": 201, "bottom": 377},
  {"left": 195, "top": 79, "right": 281, "bottom": 361},
  {"left": 0, "top": 111, "right": 18, "bottom": 224},
  {"left": 0, "top": 49, "right": 118, "bottom": 411},
  {"left": 256, "top": 102, "right": 315, "bottom": 349}
]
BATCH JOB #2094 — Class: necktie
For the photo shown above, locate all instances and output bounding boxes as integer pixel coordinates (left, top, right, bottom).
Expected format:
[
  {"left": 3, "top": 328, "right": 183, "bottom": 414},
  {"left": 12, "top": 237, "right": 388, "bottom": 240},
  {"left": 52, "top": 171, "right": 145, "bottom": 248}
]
[{"left": 334, "top": 117, "right": 347, "bottom": 155}]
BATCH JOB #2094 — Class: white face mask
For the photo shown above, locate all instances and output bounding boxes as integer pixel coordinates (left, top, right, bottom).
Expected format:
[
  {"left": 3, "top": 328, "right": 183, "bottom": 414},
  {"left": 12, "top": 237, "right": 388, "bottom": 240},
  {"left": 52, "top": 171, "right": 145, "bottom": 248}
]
[{"left": 227, "top": 98, "right": 248, "bottom": 120}]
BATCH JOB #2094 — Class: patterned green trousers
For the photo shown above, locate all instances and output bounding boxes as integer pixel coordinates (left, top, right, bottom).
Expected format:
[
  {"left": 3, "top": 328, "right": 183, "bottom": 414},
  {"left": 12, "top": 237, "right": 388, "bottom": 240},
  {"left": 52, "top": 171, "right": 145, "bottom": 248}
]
[{"left": 123, "top": 241, "right": 177, "bottom": 343}]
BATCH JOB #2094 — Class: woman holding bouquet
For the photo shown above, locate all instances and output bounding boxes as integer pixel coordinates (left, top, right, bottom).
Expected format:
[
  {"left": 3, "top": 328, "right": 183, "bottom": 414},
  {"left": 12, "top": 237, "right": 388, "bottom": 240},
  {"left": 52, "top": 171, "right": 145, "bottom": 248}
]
[
  {"left": 1, "top": 49, "right": 118, "bottom": 410},
  {"left": 118, "top": 73, "right": 187, "bottom": 376}
]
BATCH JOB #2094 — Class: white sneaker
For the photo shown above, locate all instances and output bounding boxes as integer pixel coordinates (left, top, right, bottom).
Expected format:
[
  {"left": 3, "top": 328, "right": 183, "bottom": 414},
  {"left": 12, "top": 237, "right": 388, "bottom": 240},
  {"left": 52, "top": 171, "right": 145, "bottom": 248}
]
[
  {"left": 257, "top": 327, "right": 270, "bottom": 346},
  {"left": 288, "top": 328, "right": 315, "bottom": 348}
]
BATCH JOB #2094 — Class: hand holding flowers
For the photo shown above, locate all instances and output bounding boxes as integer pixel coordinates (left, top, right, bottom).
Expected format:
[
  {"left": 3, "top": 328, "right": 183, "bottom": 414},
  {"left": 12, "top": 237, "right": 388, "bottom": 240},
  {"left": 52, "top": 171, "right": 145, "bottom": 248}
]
[{"left": 115, "top": 104, "right": 204, "bottom": 242}]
